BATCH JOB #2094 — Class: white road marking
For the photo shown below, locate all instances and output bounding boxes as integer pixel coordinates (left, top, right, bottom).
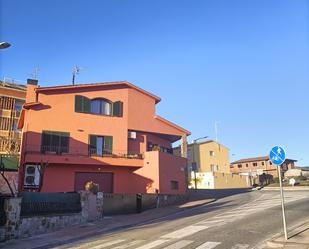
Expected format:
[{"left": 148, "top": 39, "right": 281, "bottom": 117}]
[
  {"left": 196, "top": 219, "right": 226, "bottom": 226},
  {"left": 231, "top": 244, "right": 250, "bottom": 249},
  {"left": 195, "top": 241, "right": 221, "bottom": 249},
  {"left": 113, "top": 240, "right": 145, "bottom": 249},
  {"left": 57, "top": 238, "right": 108, "bottom": 249},
  {"left": 90, "top": 239, "right": 126, "bottom": 249},
  {"left": 161, "top": 225, "right": 209, "bottom": 239},
  {"left": 163, "top": 240, "right": 193, "bottom": 249},
  {"left": 134, "top": 239, "right": 170, "bottom": 249}
]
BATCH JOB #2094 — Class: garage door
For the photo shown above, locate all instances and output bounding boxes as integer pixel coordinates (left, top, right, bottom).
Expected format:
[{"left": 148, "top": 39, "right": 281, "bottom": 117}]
[{"left": 75, "top": 172, "right": 113, "bottom": 193}]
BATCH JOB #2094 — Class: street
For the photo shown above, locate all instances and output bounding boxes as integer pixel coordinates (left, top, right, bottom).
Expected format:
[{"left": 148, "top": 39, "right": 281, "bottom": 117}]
[{"left": 53, "top": 190, "right": 309, "bottom": 249}]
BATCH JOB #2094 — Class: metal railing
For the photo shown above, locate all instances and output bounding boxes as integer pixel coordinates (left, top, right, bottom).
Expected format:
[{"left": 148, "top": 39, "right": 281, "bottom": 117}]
[{"left": 26, "top": 145, "right": 144, "bottom": 160}]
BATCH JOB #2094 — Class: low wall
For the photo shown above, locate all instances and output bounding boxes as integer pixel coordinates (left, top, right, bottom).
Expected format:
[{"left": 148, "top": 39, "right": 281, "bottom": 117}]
[
  {"left": 103, "top": 193, "right": 188, "bottom": 215},
  {"left": 0, "top": 191, "right": 103, "bottom": 242},
  {"left": 213, "top": 172, "right": 250, "bottom": 189}
]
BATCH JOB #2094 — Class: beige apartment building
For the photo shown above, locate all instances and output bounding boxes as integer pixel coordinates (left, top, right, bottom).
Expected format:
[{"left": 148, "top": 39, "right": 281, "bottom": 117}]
[
  {"left": 174, "top": 140, "right": 250, "bottom": 189},
  {"left": 230, "top": 156, "right": 297, "bottom": 183},
  {"left": 0, "top": 80, "right": 26, "bottom": 194},
  {"left": 174, "top": 140, "right": 230, "bottom": 173}
]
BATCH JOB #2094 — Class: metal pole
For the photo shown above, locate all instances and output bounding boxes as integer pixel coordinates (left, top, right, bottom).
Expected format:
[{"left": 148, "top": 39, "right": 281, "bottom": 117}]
[
  {"left": 194, "top": 170, "right": 197, "bottom": 190},
  {"left": 193, "top": 142, "right": 197, "bottom": 190},
  {"left": 278, "top": 165, "right": 288, "bottom": 240}
]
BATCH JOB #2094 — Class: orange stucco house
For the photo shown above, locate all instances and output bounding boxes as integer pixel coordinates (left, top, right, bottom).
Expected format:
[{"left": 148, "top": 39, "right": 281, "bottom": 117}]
[{"left": 17, "top": 80, "right": 190, "bottom": 194}]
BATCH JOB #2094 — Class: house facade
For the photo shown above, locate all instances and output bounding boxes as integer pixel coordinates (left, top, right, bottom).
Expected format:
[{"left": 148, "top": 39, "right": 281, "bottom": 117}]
[
  {"left": 18, "top": 80, "right": 190, "bottom": 194},
  {"left": 230, "top": 156, "right": 297, "bottom": 179},
  {"left": 174, "top": 140, "right": 230, "bottom": 174},
  {"left": 173, "top": 140, "right": 250, "bottom": 189}
]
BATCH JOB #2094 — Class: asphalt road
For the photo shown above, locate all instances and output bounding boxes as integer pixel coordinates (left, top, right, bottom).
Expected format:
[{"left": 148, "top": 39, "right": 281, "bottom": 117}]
[{"left": 55, "top": 190, "right": 309, "bottom": 249}]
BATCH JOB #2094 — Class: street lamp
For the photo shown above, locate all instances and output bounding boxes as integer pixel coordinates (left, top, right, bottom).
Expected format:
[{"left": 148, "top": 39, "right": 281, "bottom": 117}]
[
  {"left": 0, "top": 42, "right": 11, "bottom": 49},
  {"left": 192, "top": 136, "right": 209, "bottom": 189}
]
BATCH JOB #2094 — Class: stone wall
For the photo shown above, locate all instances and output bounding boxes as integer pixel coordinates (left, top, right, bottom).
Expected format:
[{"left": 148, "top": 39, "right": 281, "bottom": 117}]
[{"left": 0, "top": 191, "right": 103, "bottom": 242}]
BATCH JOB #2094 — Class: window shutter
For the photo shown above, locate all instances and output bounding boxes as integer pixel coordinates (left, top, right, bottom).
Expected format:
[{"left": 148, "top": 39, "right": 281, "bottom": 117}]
[
  {"left": 75, "top": 95, "right": 91, "bottom": 113},
  {"left": 103, "top": 136, "right": 113, "bottom": 154},
  {"left": 75, "top": 95, "right": 83, "bottom": 112},
  {"left": 112, "top": 101, "right": 123, "bottom": 117},
  {"left": 89, "top": 135, "right": 97, "bottom": 155},
  {"left": 83, "top": 97, "right": 91, "bottom": 113}
]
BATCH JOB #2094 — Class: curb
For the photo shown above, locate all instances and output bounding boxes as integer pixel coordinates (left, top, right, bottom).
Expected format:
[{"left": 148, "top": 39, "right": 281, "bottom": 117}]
[
  {"left": 262, "top": 187, "right": 309, "bottom": 191},
  {"left": 265, "top": 220, "right": 309, "bottom": 249},
  {"left": 3, "top": 199, "right": 217, "bottom": 249}
]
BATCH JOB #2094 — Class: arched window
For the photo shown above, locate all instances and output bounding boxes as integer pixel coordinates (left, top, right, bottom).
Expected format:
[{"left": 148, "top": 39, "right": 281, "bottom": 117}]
[{"left": 90, "top": 99, "right": 112, "bottom": 115}]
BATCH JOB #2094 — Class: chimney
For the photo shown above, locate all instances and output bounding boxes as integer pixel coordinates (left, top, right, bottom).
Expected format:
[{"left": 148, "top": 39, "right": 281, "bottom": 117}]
[{"left": 26, "top": 79, "right": 38, "bottom": 103}]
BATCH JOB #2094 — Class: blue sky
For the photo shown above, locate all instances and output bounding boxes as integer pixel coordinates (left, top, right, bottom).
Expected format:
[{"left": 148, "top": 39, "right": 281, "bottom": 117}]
[{"left": 1, "top": 0, "right": 309, "bottom": 166}]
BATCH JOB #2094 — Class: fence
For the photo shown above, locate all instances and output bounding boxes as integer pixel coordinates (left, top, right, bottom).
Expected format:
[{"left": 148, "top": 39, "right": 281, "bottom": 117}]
[
  {"left": 0, "top": 197, "right": 6, "bottom": 227},
  {"left": 103, "top": 193, "right": 188, "bottom": 215},
  {"left": 19, "top": 192, "right": 82, "bottom": 217}
]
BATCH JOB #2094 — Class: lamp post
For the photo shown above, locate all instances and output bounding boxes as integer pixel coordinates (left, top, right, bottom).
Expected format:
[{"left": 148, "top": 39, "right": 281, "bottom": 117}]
[
  {"left": 192, "top": 136, "right": 209, "bottom": 189},
  {"left": 0, "top": 42, "right": 11, "bottom": 49}
]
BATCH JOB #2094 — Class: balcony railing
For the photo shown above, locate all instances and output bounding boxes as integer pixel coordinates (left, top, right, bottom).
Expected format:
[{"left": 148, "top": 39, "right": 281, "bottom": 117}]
[{"left": 25, "top": 145, "right": 144, "bottom": 160}]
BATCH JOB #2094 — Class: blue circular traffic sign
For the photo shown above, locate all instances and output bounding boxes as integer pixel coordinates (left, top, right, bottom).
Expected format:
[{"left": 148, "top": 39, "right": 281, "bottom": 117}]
[{"left": 269, "top": 146, "right": 286, "bottom": 166}]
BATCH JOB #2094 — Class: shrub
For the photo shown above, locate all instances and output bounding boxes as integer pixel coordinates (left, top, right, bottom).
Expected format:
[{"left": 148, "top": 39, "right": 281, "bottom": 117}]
[{"left": 85, "top": 181, "right": 99, "bottom": 194}]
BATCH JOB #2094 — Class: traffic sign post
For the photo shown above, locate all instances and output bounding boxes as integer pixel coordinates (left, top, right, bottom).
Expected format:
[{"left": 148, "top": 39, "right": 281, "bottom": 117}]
[{"left": 269, "top": 146, "right": 288, "bottom": 241}]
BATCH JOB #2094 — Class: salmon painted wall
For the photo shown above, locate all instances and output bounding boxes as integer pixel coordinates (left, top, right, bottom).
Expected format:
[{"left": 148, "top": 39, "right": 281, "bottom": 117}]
[
  {"left": 39, "top": 164, "right": 154, "bottom": 194},
  {"left": 23, "top": 86, "right": 129, "bottom": 156},
  {"left": 127, "top": 88, "right": 186, "bottom": 136},
  {"left": 135, "top": 151, "right": 160, "bottom": 194},
  {"left": 159, "top": 152, "right": 187, "bottom": 194}
]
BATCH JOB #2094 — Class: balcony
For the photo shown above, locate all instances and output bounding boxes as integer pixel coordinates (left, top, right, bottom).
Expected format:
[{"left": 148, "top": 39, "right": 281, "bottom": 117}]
[{"left": 23, "top": 145, "right": 144, "bottom": 168}]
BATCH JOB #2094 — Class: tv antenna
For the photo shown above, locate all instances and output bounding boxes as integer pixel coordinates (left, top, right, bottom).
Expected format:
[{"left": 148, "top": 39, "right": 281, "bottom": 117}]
[
  {"left": 72, "top": 66, "right": 81, "bottom": 85},
  {"left": 31, "top": 67, "right": 40, "bottom": 79}
]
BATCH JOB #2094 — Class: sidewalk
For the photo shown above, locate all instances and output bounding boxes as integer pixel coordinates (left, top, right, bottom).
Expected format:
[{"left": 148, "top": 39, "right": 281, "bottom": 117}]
[
  {"left": 262, "top": 186, "right": 309, "bottom": 191},
  {"left": 266, "top": 220, "right": 309, "bottom": 249},
  {"left": 1, "top": 198, "right": 215, "bottom": 249}
]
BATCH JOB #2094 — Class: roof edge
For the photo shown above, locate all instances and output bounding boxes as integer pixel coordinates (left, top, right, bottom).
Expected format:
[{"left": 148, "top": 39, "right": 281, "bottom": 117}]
[
  {"left": 154, "top": 115, "right": 191, "bottom": 135},
  {"left": 35, "top": 81, "right": 162, "bottom": 104}
]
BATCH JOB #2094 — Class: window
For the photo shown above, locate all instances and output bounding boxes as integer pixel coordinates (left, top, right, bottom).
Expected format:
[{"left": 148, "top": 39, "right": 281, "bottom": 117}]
[
  {"left": 14, "top": 100, "right": 23, "bottom": 116},
  {"left": 170, "top": 181, "right": 179, "bottom": 190},
  {"left": 90, "top": 99, "right": 112, "bottom": 115},
  {"left": 262, "top": 162, "right": 265, "bottom": 166},
  {"left": 269, "top": 161, "right": 273, "bottom": 165},
  {"left": 238, "top": 164, "right": 242, "bottom": 168},
  {"left": 209, "top": 151, "right": 215, "bottom": 156},
  {"left": 75, "top": 95, "right": 123, "bottom": 117},
  {"left": 89, "top": 135, "right": 113, "bottom": 156},
  {"left": 246, "top": 164, "right": 249, "bottom": 167},
  {"left": 253, "top": 163, "right": 258, "bottom": 167},
  {"left": 147, "top": 142, "right": 172, "bottom": 154},
  {"left": 211, "top": 164, "right": 218, "bottom": 172},
  {"left": 41, "top": 131, "right": 69, "bottom": 154}
]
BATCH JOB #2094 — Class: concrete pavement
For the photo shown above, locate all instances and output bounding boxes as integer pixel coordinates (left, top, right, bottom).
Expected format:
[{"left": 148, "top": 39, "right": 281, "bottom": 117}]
[
  {"left": 265, "top": 220, "right": 309, "bottom": 249},
  {"left": 0, "top": 198, "right": 215, "bottom": 249}
]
